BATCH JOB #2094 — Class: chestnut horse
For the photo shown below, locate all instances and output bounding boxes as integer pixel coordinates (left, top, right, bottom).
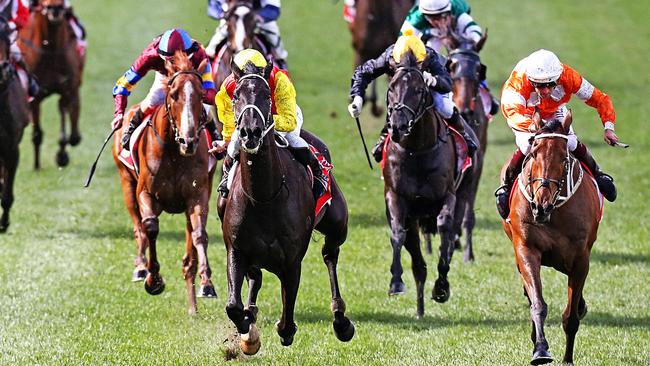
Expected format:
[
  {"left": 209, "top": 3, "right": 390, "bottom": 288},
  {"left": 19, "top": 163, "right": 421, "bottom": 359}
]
[
  {"left": 348, "top": 0, "right": 413, "bottom": 116},
  {"left": 18, "top": 0, "right": 84, "bottom": 169},
  {"left": 383, "top": 52, "right": 474, "bottom": 318},
  {"left": 502, "top": 111, "right": 599, "bottom": 365},
  {"left": 217, "top": 62, "right": 354, "bottom": 355},
  {"left": 112, "top": 52, "right": 217, "bottom": 315},
  {"left": 0, "top": 17, "right": 30, "bottom": 232}
]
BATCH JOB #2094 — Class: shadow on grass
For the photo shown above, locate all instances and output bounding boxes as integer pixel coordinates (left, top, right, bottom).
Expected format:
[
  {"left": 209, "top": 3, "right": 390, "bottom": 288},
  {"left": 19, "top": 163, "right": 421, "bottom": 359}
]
[
  {"left": 585, "top": 311, "right": 650, "bottom": 329},
  {"left": 349, "top": 211, "right": 386, "bottom": 228},
  {"left": 590, "top": 250, "right": 650, "bottom": 265}
]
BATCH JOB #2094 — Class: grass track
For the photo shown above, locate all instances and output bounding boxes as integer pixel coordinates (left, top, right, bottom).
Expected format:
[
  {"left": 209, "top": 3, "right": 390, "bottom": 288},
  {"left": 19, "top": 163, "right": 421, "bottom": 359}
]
[{"left": 1, "top": 1, "right": 648, "bottom": 365}]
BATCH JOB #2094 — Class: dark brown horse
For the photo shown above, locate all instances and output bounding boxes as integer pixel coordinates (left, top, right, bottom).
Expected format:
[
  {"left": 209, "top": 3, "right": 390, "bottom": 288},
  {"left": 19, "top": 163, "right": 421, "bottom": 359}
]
[
  {"left": 348, "top": 0, "right": 413, "bottom": 116},
  {"left": 18, "top": 0, "right": 84, "bottom": 169},
  {"left": 383, "top": 52, "right": 474, "bottom": 318},
  {"left": 217, "top": 62, "right": 354, "bottom": 355},
  {"left": 112, "top": 52, "right": 217, "bottom": 315},
  {"left": 502, "top": 111, "right": 600, "bottom": 365},
  {"left": 0, "top": 17, "right": 30, "bottom": 232}
]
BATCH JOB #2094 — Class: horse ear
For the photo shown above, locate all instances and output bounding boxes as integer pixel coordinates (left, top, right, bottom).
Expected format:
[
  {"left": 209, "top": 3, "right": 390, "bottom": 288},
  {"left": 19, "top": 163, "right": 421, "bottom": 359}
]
[
  {"left": 263, "top": 62, "right": 273, "bottom": 80},
  {"left": 164, "top": 58, "right": 175, "bottom": 75},
  {"left": 476, "top": 28, "right": 488, "bottom": 52},
  {"left": 445, "top": 57, "right": 453, "bottom": 73},
  {"left": 198, "top": 59, "right": 209, "bottom": 75},
  {"left": 231, "top": 59, "right": 242, "bottom": 79},
  {"left": 532, "top": 107, "right": 542, "bottom": 131},
  {"left": 561, "top": 108, "right": 573, "bottom": 133}
]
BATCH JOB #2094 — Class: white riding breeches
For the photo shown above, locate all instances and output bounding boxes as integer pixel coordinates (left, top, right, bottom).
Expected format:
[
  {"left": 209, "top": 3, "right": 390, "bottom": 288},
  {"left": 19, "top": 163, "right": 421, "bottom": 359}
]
[
  {"left": 139, "top": 72, "right": 166, "bottom": 113},
  {"left": 512, "top": 105, "right": 578, "bottom": 154},
  {"left": 433, "top": 91, "right": 454, "bottom": 119}
]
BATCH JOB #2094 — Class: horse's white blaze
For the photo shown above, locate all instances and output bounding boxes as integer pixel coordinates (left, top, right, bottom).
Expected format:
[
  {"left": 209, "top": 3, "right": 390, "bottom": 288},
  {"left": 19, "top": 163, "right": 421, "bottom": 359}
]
[
  {"left": 181, "top": 81, "right": 195, "bottom": 137},
  {"left": 234, "top": 6, "right": 250, "bottom": 51}
]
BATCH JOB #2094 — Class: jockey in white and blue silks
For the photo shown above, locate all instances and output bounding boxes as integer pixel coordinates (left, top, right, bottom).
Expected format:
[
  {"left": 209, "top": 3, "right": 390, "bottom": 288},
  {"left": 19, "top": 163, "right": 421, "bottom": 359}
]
[{"left": 205, "top": 0, "right": 288, "bottom": 69}]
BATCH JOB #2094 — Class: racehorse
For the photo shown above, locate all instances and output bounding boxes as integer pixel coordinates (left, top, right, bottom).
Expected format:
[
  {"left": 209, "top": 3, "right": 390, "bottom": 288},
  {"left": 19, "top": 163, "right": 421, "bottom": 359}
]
[
  {"left": 112, "top": 51, "right": 217, "bottom": 315},
  {"left": 445, "top": 35, "right": 488, "bottom": 262},
  {"left": 348, "top": 0, "right": 413, "bottom": 116},
  {"left": 383, "top": 51, "right": 473, "bottom": 318},
  {"left": 0, "top": 17, "right": 30, "bottom": 232},
  {"left": 18, "top": 0, "right": 84, "bottom": 169},
  {"left": 502, "top": 110, "right": 600, "bottom": 365},
  {"left": 217, "top": 61, "right": 354, "bottom": 355}
]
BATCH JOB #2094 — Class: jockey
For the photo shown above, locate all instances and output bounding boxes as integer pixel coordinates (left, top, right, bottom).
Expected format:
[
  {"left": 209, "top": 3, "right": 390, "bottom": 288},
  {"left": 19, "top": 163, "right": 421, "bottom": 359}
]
[
  {"left": 213, "top": 48, "right": 327, "bottom": 199},
  {"left": 347, "top": 34, "right": 478, "bottom": 162},
  {"left": 205, "top": 0, "right": 288, "bottom": 69},
  {"left": 111, "top": 28, "right": 221, "bottom": 150},
  {"left": 2, "top": 0, "right": 39, "bottom": 97},
  {"left": 400, "top": 0, "right": 500, "bottom": 116},
  {"left": 495, "top": 49, "right": 619, "bottom": 219},
  {"left": 29, "top": 0, "right": 87, "bottom": 56}
]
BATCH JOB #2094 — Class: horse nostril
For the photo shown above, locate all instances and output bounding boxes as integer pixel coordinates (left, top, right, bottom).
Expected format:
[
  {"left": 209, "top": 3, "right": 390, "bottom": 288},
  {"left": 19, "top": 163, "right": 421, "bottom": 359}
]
[
  {"left": 252, "top": 127, "right": 262, "bottom": 139},
  {"left": 240, "top": 129, "right": 248, "bottom": 138}
]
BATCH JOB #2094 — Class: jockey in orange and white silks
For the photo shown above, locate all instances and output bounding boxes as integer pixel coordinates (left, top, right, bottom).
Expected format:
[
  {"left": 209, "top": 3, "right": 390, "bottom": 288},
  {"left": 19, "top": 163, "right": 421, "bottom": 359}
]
[
  {"left": 205, "top": 0, "right": 288, "bottom": 69},
  {"left": 111, "top": 28, "right": 220, "bottom": 151},
  {"left": 213, "top": 49, "right": 327, "bottom": 199},
  {"left": 1, "top": 0, "right": 38, "bottom": 96},
  {"left": 495, "top": 49, "right": 619, "bottom": 219}
]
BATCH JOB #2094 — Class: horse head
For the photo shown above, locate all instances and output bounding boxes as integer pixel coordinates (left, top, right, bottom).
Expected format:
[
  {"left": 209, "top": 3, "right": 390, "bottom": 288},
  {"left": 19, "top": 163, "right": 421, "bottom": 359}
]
[
  {"left": 162, "top": 51, "right": 208, "bottom": 156},
  {"left": 231, "top": 58, "right": 273, "bottom": 154},
  {"left": 386, "top": 51, "right": 432, "bottom": 143},
  {"left": 224, "top": 0, "right": 258, "bottom": 54},
  {"left": 527, "top": 109, "right": 573, "bottom": 223},
  {"left": 447, "top": 39, "right": 484, "bottom": 120},
  {"left": 40, "top": 0, "right": 67, "bottom": 24}
]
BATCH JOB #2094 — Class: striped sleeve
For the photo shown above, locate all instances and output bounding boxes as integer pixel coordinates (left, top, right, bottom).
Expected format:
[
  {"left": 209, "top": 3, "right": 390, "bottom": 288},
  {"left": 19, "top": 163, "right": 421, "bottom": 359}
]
[
  {"left": 565, "top": 65, "right": 616, "bottom": 127},
  {"left": 112, "top": 67, "right": 142, "bottom": 96},
  {"left": 201, "top": 62, "right": 216, "bottom": 91},
  {"left": 456, "top": 13, "right": 482, "bottom": 43}
]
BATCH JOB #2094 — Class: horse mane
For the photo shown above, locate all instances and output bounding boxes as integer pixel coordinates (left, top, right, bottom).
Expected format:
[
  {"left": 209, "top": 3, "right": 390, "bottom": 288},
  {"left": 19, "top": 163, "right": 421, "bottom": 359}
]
[
  {"left": 162, "top": 51, "right": 195, "bottom": 94},
  {"left": 393, "top": 50, "right": 419, "bottom": 70},
  {"left": 538, "top": 120, "right": 564, "bottom": 135}
]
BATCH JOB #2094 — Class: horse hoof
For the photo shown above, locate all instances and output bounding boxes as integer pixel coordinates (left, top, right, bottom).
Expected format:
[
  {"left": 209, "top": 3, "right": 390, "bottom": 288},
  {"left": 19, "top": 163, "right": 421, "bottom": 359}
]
[
  {"left": 131, "top": 268, "right": 148, "bottom": 282},
  {"left": 198, "top": 284, "right": 217, "bottom": 298},
  {"left": 275, "top": 320, "right": 296, "bottom": 347},
  {"left": 68, "top": 134, "right": 82, "bottom": 146},
  {"left": 240, "top": 324, "right": 261, "bottom": 355},
  {"left": 578, "top": 302, "right": 588, "bottom": 320},
  {"left": 0, "top": 222, "right": 8, "bottom": 233},
  {"left": 388, "top": 281, "right": 406, "bottom": 296},
  {"left": 432, "top": 279, "right": 450, "bottom": 303},
  {"left": 144, "top": 274, "right": 165, "bottom": 295},
  {"left": 531, "top": 349, "right": 553, "bottom": 365},
  {"left": 371, "top": 105, "right": 384, "bottom": 117},
  {"left": 56, "top": 151, "right": 69, "bottom": 167},
  {"left": 333, "top": 316, "right": 355, "bottom": 342}
]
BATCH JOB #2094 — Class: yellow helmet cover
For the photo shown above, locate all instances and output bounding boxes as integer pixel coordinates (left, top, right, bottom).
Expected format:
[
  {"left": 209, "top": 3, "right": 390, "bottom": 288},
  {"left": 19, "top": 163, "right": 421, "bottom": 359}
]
[
  {"left": 392, "top": 35, "right": 426, "bottom": 63},
  {"left": 233, "top": 49, "right": 268, "bottom": 70}
]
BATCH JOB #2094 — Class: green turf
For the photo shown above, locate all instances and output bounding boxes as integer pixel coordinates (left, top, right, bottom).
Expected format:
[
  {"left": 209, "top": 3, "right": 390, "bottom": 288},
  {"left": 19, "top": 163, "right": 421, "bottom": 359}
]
[{"left": 1, "top": 1, "right": 648, "bottom": 365}]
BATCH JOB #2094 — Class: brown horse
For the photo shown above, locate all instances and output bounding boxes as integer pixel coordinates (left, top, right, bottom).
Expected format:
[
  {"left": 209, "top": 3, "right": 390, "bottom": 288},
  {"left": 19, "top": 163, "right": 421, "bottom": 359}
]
[
  {"left": 383, "top": 52, "right": 474, "bottom": 318},
  {"left": 0, "top": 17, "right": 30, "bottom": 232},
  {"left": 217, "top": 62, "right": 354, "bottom": 355},
  {"left": 112, "top": 52, "right": 217, "bottom": 315},
  {"left": 18, "top": 0, "right": 84, "bottom": 169},
  {"left": 348, "top": 0, "right": 413, "bottom": 116},
  {"left": 502, "top": 111, "right": 600, "bottom": 365}
]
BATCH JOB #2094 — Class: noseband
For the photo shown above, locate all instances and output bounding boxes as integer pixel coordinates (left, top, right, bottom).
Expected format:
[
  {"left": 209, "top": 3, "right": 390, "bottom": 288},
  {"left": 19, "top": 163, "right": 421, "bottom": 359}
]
[
  {"left": 163, "top": 70, "right": 206, "bottom": 144},
  {"left": 388, "top": 67, "right": 433, "bottom": 134}
]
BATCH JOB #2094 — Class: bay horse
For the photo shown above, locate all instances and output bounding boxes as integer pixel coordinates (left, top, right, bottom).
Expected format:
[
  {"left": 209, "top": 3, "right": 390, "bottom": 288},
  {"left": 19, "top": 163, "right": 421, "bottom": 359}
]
[
  {"left": 0, "top": 17, "right": 30, "bottom": 232},
  {"left": 383, "top": 51, "right": 474, "bottom": 318},
  {"left": 112, "top": 52, "right": 217, "bottom": 315},
  {"left": 18, "top": 0, "right": 84, "bottom": 169},
  {"left": 348, "top": 0, "right": 413, "bottom": 116},
  {"left": 217, "top": 62, "right": 354, "bottom": 355},
  {"left": 502, "top": 110, "right": 600, "bottom": 365}
]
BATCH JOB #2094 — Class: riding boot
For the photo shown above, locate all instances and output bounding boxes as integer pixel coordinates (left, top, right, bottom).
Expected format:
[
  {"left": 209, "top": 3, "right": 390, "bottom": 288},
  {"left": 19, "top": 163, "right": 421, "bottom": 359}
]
[
  {"left": 371, "top": 124, "right": 389, "bottom": 163},
  {"left": 573, "top": 142, "right": 617, "bottom": 202},
  {"left": 447, "top": 108, "right": 478, "bottom": 156},
  {"left": 217, "top": 154, "right": 234, "bottom": 198},
  {"left": 15, "top": 59, "right": 39, "bottom": 97},
  {"left": 494, "top": 149, "right": 526, "bottom": 219},
  {"left": 292, "top": 147, "right": 328, "bottom": 198},
  {"left": 121, "top": 109, "right": 144, "bottom": 150}
]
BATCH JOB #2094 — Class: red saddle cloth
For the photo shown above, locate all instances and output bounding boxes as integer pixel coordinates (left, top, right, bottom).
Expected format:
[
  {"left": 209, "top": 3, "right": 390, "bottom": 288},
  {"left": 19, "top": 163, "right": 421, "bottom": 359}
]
[{"left": 307, "top": 144, "right": 333, "bottom": 217}]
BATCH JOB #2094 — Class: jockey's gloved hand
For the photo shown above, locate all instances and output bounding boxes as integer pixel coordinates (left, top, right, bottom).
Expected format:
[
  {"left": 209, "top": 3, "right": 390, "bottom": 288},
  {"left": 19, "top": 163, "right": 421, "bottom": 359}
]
[
  {"left": 604, "top": 127, "right": 619, "bottom": 146},
  {"left": 111, "top": 113, "right": 124, "bottom": 130},
  {"left": 423, "top": 72, "right": 437, "bottom": 87},
  {"left": 348, "top": 95, "right": 363, "bottom": 118}
]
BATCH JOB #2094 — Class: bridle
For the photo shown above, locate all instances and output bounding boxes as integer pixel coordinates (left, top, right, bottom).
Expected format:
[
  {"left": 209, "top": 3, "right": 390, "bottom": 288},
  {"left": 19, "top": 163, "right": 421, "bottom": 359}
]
[
  {"left": 447, "top": 47, "right": 481, "bottom": 123},
  {"left": 163, "top": 70, "right": 207, "bottom": 145},
  {"left": 234, "top": 73, "right": 274, "bottom": 153},
  {"left": 387, "top": 66, "right": 433, "bottom": 135}
]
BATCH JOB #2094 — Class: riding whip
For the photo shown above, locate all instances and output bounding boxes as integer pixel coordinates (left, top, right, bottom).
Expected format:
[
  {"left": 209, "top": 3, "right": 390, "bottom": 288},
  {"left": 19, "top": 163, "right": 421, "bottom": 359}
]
[
  {"left": 84, "top": 126, "right": 118, "bottom": 188},
  {"left": 354, "top": 117, "right": 373, "bottom": 170}
]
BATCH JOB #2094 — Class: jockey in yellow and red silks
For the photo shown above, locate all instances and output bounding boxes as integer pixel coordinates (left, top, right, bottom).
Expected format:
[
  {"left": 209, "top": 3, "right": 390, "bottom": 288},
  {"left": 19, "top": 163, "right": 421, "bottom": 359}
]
[
  {"left": 2, "top": 0, "right": 39, "bottom": 97},
  {"left": 213, "top": 49, "right": 327, "bottom": 199},
  {"left": 494, "top": 49, "right": 619, "bottom": 219}
]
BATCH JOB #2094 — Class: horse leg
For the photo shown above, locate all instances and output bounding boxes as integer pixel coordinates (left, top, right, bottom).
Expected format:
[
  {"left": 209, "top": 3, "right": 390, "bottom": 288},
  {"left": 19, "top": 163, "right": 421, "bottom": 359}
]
[
  {"left": 187, "top": 205, "right": 216, "bottom": 301},
  {"left": 386, "top": 192, "right": 408, "bottom": 295},
  {"left": 225, "top": 248, "right": 258, "bottom": 355},
  {"left": 117, "top": 169, "right": 147, "bottom": 282},
  {"left": 404, "top": 220, "right": 427, "bottom": 318},
  {"left": 432, "top": 192, "right": 456, "bottom": 303},
  {"left": 0, "top": 151, "right": 18, "bottom": 233},
  {"left": 31, "top": 102, "right": 43, "bottom": 170},
  {"left": 241, "top": 266, "right": 262, "bottom": 355},
  {"left": 56, "top": 96, "right": 70, "bottom": 167},
  {"left": 276, "top": 264, "right": 300, "bottom": 347},
  {"left": 182, "top": 222, "right": 198, "bottom": 315},
  {"left": 562, "top": 257, "right": 590, "bottom": 364},
  {"left": 67, "top": 90, "right": 81, "bottom": 146},
  {"left": 463, "top": 154, "right": 484, "bottom": 262},
  {"left": 515, "top": 245, "right": 553, "bottom": 365},
  {"left": 139, "top": 192, "right": 164, "bottom": 295}
]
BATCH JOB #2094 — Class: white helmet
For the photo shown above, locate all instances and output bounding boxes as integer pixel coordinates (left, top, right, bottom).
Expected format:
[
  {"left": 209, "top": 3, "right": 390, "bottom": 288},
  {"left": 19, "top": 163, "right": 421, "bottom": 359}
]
[
  {"left": 419, "top": 0, "right": 452, "bottom": 15},
  {"left": 526, "top": 49, "right": 563, "bottom": 84}
]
